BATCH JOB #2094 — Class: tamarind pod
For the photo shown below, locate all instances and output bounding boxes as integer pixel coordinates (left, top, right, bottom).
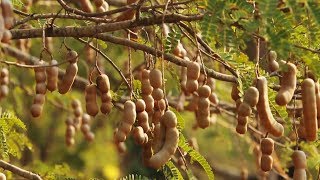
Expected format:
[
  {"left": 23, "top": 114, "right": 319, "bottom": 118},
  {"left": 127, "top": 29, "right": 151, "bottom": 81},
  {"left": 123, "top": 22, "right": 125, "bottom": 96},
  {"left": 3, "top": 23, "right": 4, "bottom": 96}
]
[
  {"left": 85, "top": 84, "right": 99, "bottom": 116},
  {"left": 231, "top": 84, "right": 240, "bottom": 101},
  {"left": 275, "top": 63, "right": 297, "bottom": 106},
  {"left": 30, "top": 104, "right": 43, "bottom": 117},
  {"left": 235, "top": 99, "right": 242, "bottom": 112},
  {"left": 132, "top": 126, "right": 147, "bottom": 145},
  {"left": 1, "top": 30, "right": 11, "bottom": 43},
  {"left": 198, "top": 98, "right": 210, "bottom": 109},
  {"left": 100, "top": 102, "right": 113, "bottom": 114},
  {"left": 152, "top": 88, "right": 164, "bottom": 101},
  {"left": 58, "top": 63, "right": 78, "bottom": 94},
  {"left": 187, "top": 61, "right": 200, "bottom": 80},
  {"left": 301, "top": 78, "right": 318, "bottom": 141},
  {"left": 101, "top": 92, "right": 112, "bottom": 103},
  {"left": 268, "top": 51, "right": 277, "bottom": 61},
  {"left": 73, "top": 116, "right": 81, "bottom": 130},
  {"left": 66, "top": 125, "right": 75, "bottom": 138},
  {"left": 46, "top": 60, "right": 59, "bottom": 91},
  {"left": 172, "top": 42, "right": 183, "bottom": 57},
  {"left": 152, "top": 110, "right": 163, "bottom": 124},
  {"left": 123, "top": 100, "right": 136, "bottom": 124},
  {"left": 119, "top": 122, "right": 132, "bottom": 135},
  {"left": 82, "top": 113, "right": 91, "bottom": 124},
  {"left": 149, "top": 69, "right": 162, "bottom": 88},
  {"left": 0, "top": 85, "right": 8, "bottom": 97},
  {"left": 256, "top": 77, "right": 284, "bottom": 137},
  {"left": 260, "top": 138, "right": 274, "bottom": 155},
  {"left": 161, "top": 110, "right": 178, "bottom": 127},
  {"left": 197, "top": 115, "right": 210, "bottom": 129},
  {"left": 292, "top": 150, "right": 307, "bottom": 169},
  {"left": 315, "top": 83, "right": 320, "bottom": 128},
  {"left": 243, "top": 87, "right": 259, "bottom": 107},
  {"left": 186, "top": 80, "right": 199, "bottom": 93},
  {"left": 1, "top": 0, "right": 14, "bottom": 29},
  {"left": 260, "top": 155, "right": 273, "bottom": 172},
  {"left": 71, "top": 99, "right": 81, "bottom": 109},
  {"left": 186, "top": 94, "right": 199, "bottom": 111},
  {"left": 238, "top": 103, "right": 252, "bottom": 117},
  {"left": 65, "top": 117, "right": 73, "bottom": 125},
  {"left": 135, "top": 99, "right": 146, "bottom": 112},
  {"left": 148, "top": 128, "right": 179, "bottom": 169},
  {"left": 101, "top": 2, "right": 109, "bottom": 11},
  {"left": 137, "top": 111, "right": 150, "bottom": 132},
  {"left": 237, "top": 116, "right": 248, "bottom": 126},
  {"left": 141, "top": 69, "right": 150, "bottom": 79},
  {"left": 96, "top": 74, "right": 110, "bottom": 93},
  {"left": 198, "top": 74, "right": 206, "bottom": 86},
  {"left": 293, "top": 169, "right": 307, "bottom": 180},
  {"left": 269, "top": 61, "right": 279, "bottom": 72},
  {"left": 0, "top": 76, "right": 9, "bottom": 85},
  {"left": 198, "top": 85, "right": 211, "bottom": 98},
  {"left": 236, "top": 125, "right": 247, "bottom": 134},
  {"left": 158, "top": 99, "right": 166, "bottom": 111}
]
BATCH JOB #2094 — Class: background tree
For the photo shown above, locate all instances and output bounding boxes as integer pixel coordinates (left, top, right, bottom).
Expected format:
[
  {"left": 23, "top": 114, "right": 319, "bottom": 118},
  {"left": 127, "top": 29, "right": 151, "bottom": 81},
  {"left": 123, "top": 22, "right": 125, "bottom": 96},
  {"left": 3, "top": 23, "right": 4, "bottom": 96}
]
[{"left": 0, "top": 0, "right": 320, "bottom": 179}]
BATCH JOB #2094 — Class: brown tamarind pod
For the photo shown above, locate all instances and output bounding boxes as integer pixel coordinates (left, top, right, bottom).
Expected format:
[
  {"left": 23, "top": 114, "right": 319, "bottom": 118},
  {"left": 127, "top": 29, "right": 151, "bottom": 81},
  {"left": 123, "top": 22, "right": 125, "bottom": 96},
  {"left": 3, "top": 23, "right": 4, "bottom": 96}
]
[
  {"left": 123, "top": 100, "right": 136, "bottom": 124},
  {"left": 100, "top": 102, "right": 113, "bottom": 114},
  {"left": 315, "top": 82, "right": 320, "bottom": 128},
  {"left": 275, "top": 62, "right": 297, "bottom": 106},
  {"left": 85, "top": 132, "right": 95, "bottom": 142},
  {"left": 0, "top": 85, "right": 9, "bottom": 97},
  {"left": 81, "top": 123, "right": 91, "bottom": 134},
  {"left": 0, "top": 16, "right": 4, "bottom": 42},
  {"left": 260, "top": 138, "right": 274, "bottom": 155},
  {"left": 268, "top": 51, "right": 279, "bottom": 72},
  {"left": 149, "top": 69, "right": 162, "bottom": 88},
  {"left": 101, "top": 2, "right": 109, "bottom": 11},
  {"left": 260, "top": 155, "right": 273, "bottom": 172},
  {"left": 293, "top": 169, "right": 307, "bottom": 180},
  {"left": 158, "top": 99, "right": 166, "bottom": 111},
  {"left": 46, "top": 60, "right": 59, "bottom": 91},
  {"left": 65, "top": 125, "right": 75, "bottom": 138},
  {"left": 66, "top": 50, "right": 78, "bottom": 64},
  {"left": 243, "top": 87, "right": 259, "bottom": 107},
  {"left": 82, "top": 113, "right": 91, "bottom": 124},
  {"left": 187, "top": 61, "right": 200, "bottom": 80},
  {"left": 142, "top": 95, "right": 154, "bottom": 113},
  {"left": 197, "top": 114, "right": 210, "bottom": 129},
  {"left": 152, "top": 88, "right": 164, "bottom": 101},
  {"left": 198, "top": 85, "right": 211, "bottom": 98},
  {"left": 256, "top": 77, "right": 284, "bottom": 137},
  {"left": 198, "top": 98, "right": 210, "bottom": 109},
  {"left": 137, "top": 111, "right": 150, "bottom": 132},
  {"left": 96, "top": 74, "right": 110, "bottom": 93},
  {"left": 141, "top": 79, "right": 153, "bottom": 95},
  {"left": 132, "top": 126, "right": 148, "bottom": 145},
  {"left": 1, "top": 0, "right": 14, "bottom": 29},
  {"left": 186, "top": 94, "right": 199, "bottom": 111},
  {"left": 237, "top": 116, "right": 248, "bottom": 126},
  {"left": 238, "top": 103, "right": 252, "bottom": 117},
  {"left": 33, "top": 94, "right": 45, "bottom": 105},
  {"left": 58, "top": 63, "right": 78, "bottom": 94},
  {"left": 79, "top": 0, "right": 94, "bottom": 12},
  {"left": 292, "top": 150, "right": 307, "bottom": 169},
  {"left": 231, "top": 83, "right": 241, "bottom": 101},
  {"left": 186, "top": 80, "right": 199, "bottom": 93},
  {"left": 301, "top": 78, "right": 318, "bottom": 141},
  {"left": 94, "top": 0, "right": 104, "bottom": 7},
  {"left": 85, "top": 84, "right": 99, "bottom": 116}
]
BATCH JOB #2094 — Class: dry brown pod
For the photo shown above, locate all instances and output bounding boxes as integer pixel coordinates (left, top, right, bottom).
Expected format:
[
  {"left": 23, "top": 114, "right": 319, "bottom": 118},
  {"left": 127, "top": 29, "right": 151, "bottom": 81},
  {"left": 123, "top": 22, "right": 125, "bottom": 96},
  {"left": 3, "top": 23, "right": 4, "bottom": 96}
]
[
  {"left": 238, "top": 103, "right": 252, "bottom": 117},
  {"left": 66, "top": 50, "right": 78, "bottom": 64},
  {"left": 149, "top": 69, "right": 162, "bottom": 88},
  {"left": 243, "top": 87, "right": 259, "bottom": 107},
  {"left": 187, "top": 61, "right": 200, "bottom": 80},
  {"left": 85, "top": 84, "right": 99, "bottom": 116},
  {"left": 256, "top": 76, "right": 284, "bottom": 137},
  {"left": 114, "top": 100, "right": 136, "bottom": 142},
  {"left": 79, "top": 0, "right": 94, "bottom": 12},
  {"left": 186, "top": 80, "right": 199, "bottom": 93},
  {"left": 268, "top": 51, "right": 279, "bottom": 72},
  {"left": 58, "top": 63, "right": 78, "bottom": 94},
  {"left": 132, "top": 126, "right": 148, "bottom": 145},
  {"left": 96, "top": 74, "right": 110, "bottom": 93},
  {"left": 1, "top": 0, "right": 14, "bottom": 29},
  {"left": 30, "top": 104, "right": 43, "bottom": 118},
  {"left": 275, "top": 62, "right": 297, "bottom": 106},
  {"left": 137, "top": 111, "right": 150, "bottom": 132},
  {"left": 198, "top": 85, "right": 211, "bottom": 98},
  {"left": 94, "top": 0, "right": 104, "bottom": 7},
  {"left": 293, "top": 169, "right": 307, "bottom": 180},
  {"left": 236, "top": 124, "right": 247, "bottom": 134},
  {"left": 301, "top": 78, "right": 317, "bottom": 141},
  {"left": 142, "top": 95, "right": 154, "bottom": 113},
  {"left": 152, "top": 88, "right": 164, "bottom": 101}
]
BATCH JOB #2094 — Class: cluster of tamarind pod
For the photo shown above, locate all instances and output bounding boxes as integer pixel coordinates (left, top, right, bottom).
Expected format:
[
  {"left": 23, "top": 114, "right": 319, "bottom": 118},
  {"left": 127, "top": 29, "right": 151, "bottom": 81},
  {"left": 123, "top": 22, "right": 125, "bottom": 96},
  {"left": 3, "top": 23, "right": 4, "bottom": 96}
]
[{"left": 0, "top": 0, "right": 13, "bottom": 44}]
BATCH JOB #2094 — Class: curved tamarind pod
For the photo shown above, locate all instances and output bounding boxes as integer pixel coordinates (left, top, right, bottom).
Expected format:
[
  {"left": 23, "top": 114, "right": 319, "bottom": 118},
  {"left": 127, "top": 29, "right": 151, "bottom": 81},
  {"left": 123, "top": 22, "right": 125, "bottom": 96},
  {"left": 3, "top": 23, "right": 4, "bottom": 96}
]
[
  {"left": 243, "top": 87, "right": 259, "bottom": 107},
  {"left": 297, "top": 118, "right": 306, "bottom": 139},
  {"left": 58, "top": 63, "right": 78, "bottom": 94},
  {"left": 46, "top": 60, "right": 59, "bottom": 91},
  {"left": 293, "top": 169, "right": 307, "bottom": 180},
  {"left": 315, "top": 82, "right": 320, "bottom": 128},
  {"left": 292, "top": 150, "right": 307, "bottom": 169},
  {"left": 301, "top": 78, "right": 318, "bottom": 141},
  {"left": 231, "top": 83, "right": 240, "bottom": 101},
  {"left": 275, "top": 62, "right": 297, "bottom": 106},
  {"left": 256, "top": 77, "right": 284, "bottom": 137},
  {"left": 96, "top": 74, "right": 110, "bottom": 93},
  {"left": 101, "top": 2, "right": 109, "bottom": 11},
  {"left": 1, "top": 0, "right": 14, "bottom": 29},
  {"left": 260, "top": 155, "right": 273, "bottom": 172},
  {"left": 260, "top": 138, "right": 274, "bottom": 155},
  {"left": 148, "top": 110, "right": 178, "bottom": 169},
  {"left": 85, "top": 84, "right": 99, "bottom": 116}
]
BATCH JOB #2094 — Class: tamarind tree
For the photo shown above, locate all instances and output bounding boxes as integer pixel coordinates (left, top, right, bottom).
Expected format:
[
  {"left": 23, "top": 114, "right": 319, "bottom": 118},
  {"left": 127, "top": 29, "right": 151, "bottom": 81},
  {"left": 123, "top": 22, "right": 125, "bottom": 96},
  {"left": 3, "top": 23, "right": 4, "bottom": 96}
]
[{"left": 0, "top": 0, "right": 320, "bottom": 179}]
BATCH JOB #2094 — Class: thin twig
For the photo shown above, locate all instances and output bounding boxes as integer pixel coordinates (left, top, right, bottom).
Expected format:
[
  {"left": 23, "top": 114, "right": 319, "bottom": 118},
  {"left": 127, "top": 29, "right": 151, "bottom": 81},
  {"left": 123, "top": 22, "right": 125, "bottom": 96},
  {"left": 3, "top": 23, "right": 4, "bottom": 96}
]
[{"left": 0, "top": 160, "right": 42, "bottom": 180}]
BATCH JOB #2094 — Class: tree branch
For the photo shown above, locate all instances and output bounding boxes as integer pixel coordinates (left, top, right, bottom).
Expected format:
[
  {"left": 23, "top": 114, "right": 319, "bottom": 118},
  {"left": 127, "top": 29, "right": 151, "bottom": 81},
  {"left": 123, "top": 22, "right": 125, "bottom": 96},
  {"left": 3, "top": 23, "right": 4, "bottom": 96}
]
[
  {"left": 10, "top": 14, "right": 203, "bottom": 39},
  {"left": 0, "top": 160, "right": 42, "bottom": 180},
  {"left": 96, "top": 34, "right": 237, "bottom": 82}
]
